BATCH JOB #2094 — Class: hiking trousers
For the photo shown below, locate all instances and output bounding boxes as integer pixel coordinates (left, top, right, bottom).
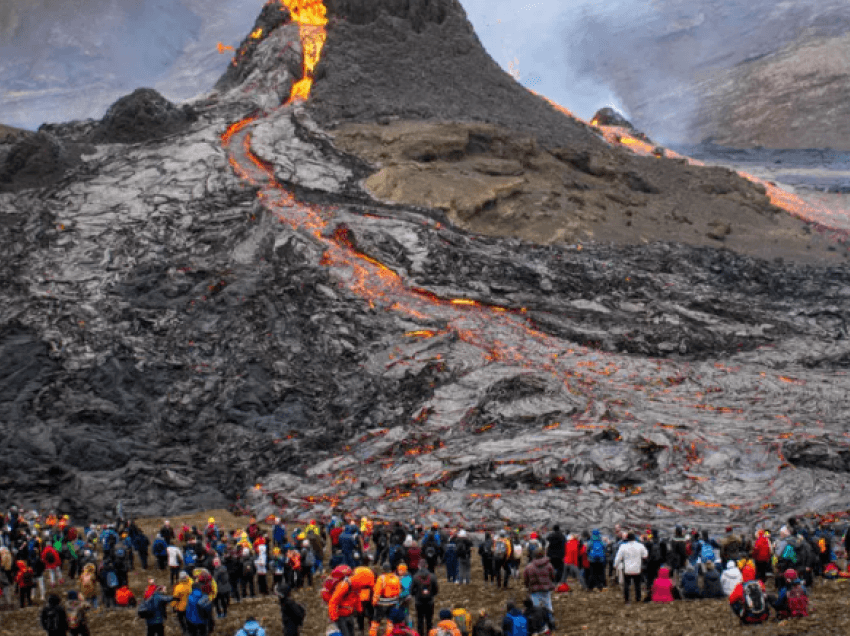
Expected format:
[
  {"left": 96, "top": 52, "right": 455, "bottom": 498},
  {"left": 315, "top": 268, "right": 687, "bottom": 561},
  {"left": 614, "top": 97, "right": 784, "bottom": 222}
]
[
  {"left": 416, "top": 602, "right": 434, "bottom": 635},
  {"left": 336, "top": 615, "right": 357, "bottom": 636},
  {"left": 623, "top": 573, "right": 642, "bottom": 602}
]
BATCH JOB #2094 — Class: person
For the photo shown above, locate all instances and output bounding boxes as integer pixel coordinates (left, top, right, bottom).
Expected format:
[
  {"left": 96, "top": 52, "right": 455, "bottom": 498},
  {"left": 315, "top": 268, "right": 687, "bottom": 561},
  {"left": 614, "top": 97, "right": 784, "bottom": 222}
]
[
  {"left": 720, "top": 560, "right": 742, "bottom": 597},
  {"left": 388, "top": 606, "right": 419, "bottom": 636},
  {"left": 701, "top": 561, "right": 724, "bottom": 598},
  {"left": 41, "top": 593, "right": 69, "bottom": 636},
  {"left": 450, "top": 605, "right": 472, "bottom": 636},
  {"left": 152, "top": 534, "right": 168, "bottom": 570},
  {"left": 650, "top": 566, "right": 675, "bottom": 603},
  {"left": 235, "top": 616, "right": 267, "bottom": 636},
  {"left": 522, "top": 597, "right": 553, "bottom": 635},
  {"left": 15, "top": 559, "right": 35, "bottom": 608},
  {"left": 213, "top": 557, "right": 231, "bottom": 618},
  {"left": 752, "top": 529, "right": 772, "bottom": 583},
  {"left": 729, "top": 563, "right": 769, "bottom": 625},
  {"left": 411, "top": 562, "right": 439, "bottom": 636},
  {"left": 455, "top": 531, "right": 472, "bottom": 585},
  {"left": 613, "top": 532, "right": 647, "bottom": 603},
  {"left": 668, "top": 526, "right": 688, "bottom": 583},
  {"left": 493, "top": 531, "right": 513, "bottom": 589},
  {"left": 372, "top": 563, "right": 402, "bottom": 636},
  {"left": 185, "top": 583, "right": 213, "bottom": 636},
  {"left": 172, "top": 571, "right": 194, "bottom": 635},
  {"left": 545, "top": 526, "right": 566, "bottom": 584},
  {"left": 139, "top": 585, "right": 174, "bottom": 636},
  {"left": 522, "top": 549, "right": 555, "bottom": 614},
  {"left": 478, "top": 534, "right": 494, "bottom": 585},
  {"left": 429, "top": 608, "right": 461, "bottom": 636},
  {"left": 585, "top": 529, "right": 606, "bottom": 591},
  {"left": 471, "top": 609, "right": 499, "bottom": 636},
  {"left": 168, "top": 543, "right": 184, "bottom": 585},
  {"left": 774, "top": 568, "right": 810, "bottom": 618},
  {"left": 65, "top": 590, "right": 91, "bottom": 636},
  {"left": 501, "top": 601, "right": 527, "bottom": 636},
  {"left": 397, "top": 563, "right": 413, "bottom": 627},
  {"left": 277, "top": 583, "right": 307, "bottom": 636},
  {"left": 78, "top": 563, "right": 98, "bottom": 609},
  {"left": 679, "top": 563, "right": 701, "bottom": 599},
  {"left": 329, "top": 564, "right": 373, "bottom": 636}
]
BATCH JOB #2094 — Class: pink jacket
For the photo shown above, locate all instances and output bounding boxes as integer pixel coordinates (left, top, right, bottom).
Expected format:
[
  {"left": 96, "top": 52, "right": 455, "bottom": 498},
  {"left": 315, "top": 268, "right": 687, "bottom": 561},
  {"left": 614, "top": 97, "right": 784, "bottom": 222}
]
[{"left": 652, "top": 567, "right": 675, "bottom": 603}]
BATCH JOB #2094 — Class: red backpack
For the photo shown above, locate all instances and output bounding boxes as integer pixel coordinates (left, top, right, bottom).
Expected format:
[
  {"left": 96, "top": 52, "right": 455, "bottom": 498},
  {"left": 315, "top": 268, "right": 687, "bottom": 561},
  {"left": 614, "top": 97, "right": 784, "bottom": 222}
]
[
  {"left": 322, "top": 566, "right": 352, "bottom": 603},
  {"left": 787, "top": 584, "right": 810, "bottom": 617}
]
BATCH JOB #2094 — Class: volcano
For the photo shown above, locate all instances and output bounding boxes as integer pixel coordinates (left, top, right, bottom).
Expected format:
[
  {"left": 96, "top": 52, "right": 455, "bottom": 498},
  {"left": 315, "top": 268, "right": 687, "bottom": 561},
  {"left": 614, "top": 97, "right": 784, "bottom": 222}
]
[{"left": 1, "top": 0, "right": 850, "bottom": 531}]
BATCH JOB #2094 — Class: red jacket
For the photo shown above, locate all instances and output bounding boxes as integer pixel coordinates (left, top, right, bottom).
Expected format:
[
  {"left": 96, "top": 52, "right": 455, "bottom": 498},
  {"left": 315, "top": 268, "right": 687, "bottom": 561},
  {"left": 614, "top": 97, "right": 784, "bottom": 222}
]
[
  {"left": 564, "top": 538, "right": 579, "bottom": 566},
  {"left": 651, "top": 567, "right": 675, "bottom": 603},
  {"left": 407, "top": 546, "right": 422, "bottom": 572}
]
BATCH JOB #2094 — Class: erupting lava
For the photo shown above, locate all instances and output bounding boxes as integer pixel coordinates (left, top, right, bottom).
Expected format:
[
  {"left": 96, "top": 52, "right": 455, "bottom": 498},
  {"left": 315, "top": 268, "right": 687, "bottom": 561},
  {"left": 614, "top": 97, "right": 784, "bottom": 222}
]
[{"left": 278, "top": 0, "right": 328, "bottom": 102}]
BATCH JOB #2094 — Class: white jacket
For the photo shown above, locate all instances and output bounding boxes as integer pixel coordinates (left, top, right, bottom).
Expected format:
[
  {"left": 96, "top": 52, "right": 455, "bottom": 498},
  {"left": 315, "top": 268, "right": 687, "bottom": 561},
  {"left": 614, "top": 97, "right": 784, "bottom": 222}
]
[
  {"left": 720, "top": 563, "right": 743, "bottom": 597},
  {"left": 613, "top": 540, "right": 648, "bottom": 575},
  {"left": 166, "top": 545, "right": 183, "bottom": 568}
]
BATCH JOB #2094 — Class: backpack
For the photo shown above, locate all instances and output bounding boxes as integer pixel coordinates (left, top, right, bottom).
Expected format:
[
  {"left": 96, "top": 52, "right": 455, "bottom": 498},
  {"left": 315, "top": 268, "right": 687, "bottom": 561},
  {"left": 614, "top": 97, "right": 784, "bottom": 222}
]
[
  {"left": 504, "top": 613, "right": 528, "bottom": 636},
  {"left": 378, "top": 573, "right": 402, "bottom": 604},
  {"left": 452, "top": 609, "right": 470, "bottom": 634},
  {"left": 291, "top": 601, "right": 307, "bottom": 626},
  {"left": 243, "top": 559, "right": 256, "bottom": 577},
  {"left": 787, "top": 584, "right": 809, "bottom": 617},
  {"left": 817, "top": 537, "right": 828, "bottom": 555},
  {"left": 650, "top": 541, "right": 663, "bottom": 563},
  {"left": 588, "top": 540, "right": 605, "bottom": 563},
  {"left": 21, "top": 569, "right": 34, "bottom": 587},
  {"left": 424, "top": 545, "right": 437, "bottom": 560},
  {"left": 434, "top": 627, "right": 454, "bottom": 636},
  {"left": 153, "top": 539, "right": 167, "bottom": 557},
  {"left": 414, "top": 573, "right": 433, "bottom": 603},
  {"left": 302, "top": 548, "right": 315, "bottom": 567},
  {"left": 137, "top": 598, "right": 155, "bottom": 620},
  {"left": 753, "top": 536, "right": 770, "bottom": 562},
  {"left": 700, "top": 542, "right": 715, "bottom": 563},
  {"left": 494, "top": 539, "right": 508, "bottom": 559},
  {"left": 781, "top": 543, "right": 797, "bottom": 564},
  {"left": 741, "top": 581, "right": 768, "bottom": 622},
  {"left": 116, "top": 585, "right": 134, "bottom": 606},
  {"left": 184, "top": 549, "right": 196, "bottom": 567},
  {"left": 44, "top": 607, "right": 62, "bottom": 632},
  {"left": 106, "top": 570, "right": 119, "bottom": 589},
  {"left": 321, "top": 575, "right": 348, "bottom": 604},
  {"left": 67, "top": 605, "right": 83, "bottom": 628}
]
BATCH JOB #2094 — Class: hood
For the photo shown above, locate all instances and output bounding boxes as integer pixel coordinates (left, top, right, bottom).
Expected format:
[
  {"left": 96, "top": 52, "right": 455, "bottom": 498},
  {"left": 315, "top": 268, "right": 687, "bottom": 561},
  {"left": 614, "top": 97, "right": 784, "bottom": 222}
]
[
  {"left": 244, "top": 620, "right": 262, "bottom": 631},
  {"left": 727, "top": 560, "right": 736, "bottom": 570},
  {"left": 533, "top": 556, "right": 551, "bottom": 567},
  {"left": 741, "top": 564, "right": 756, "bottom": 582},
  {"left": 657, "top": 566, "right": 670, "bottom": 579},
  {"left": 189, "top": 589, "right": 203, "bottom": 600}
]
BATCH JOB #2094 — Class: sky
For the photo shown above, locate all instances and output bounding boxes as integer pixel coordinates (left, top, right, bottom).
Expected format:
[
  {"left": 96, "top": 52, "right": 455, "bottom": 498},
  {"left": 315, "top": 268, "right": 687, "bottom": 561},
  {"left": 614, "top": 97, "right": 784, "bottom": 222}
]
[{"left": 1, "top": 0, "right": 846, "bottom": 137}]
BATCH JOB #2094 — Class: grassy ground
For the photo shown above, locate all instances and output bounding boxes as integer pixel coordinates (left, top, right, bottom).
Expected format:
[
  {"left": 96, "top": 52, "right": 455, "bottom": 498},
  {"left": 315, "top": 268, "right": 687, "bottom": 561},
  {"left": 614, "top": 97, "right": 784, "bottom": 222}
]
[{"left": 2, "top": 511, "right": 849, "bottom": 635}]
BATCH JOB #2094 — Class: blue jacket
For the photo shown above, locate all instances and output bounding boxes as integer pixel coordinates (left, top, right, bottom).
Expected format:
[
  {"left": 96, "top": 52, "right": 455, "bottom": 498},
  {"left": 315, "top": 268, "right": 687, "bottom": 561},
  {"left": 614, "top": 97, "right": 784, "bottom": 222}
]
[
  {"left": 236, "top": 620, "right": 267, "bottom": 636},
  {"left": 273, "top": 524, "right": 287, "bottom": 546},
  {"left": 145, "top": 592, "right": 174, "bottom": 625},
  {"left": 185, "top": 589, "right": 211, "bottom": 625}
]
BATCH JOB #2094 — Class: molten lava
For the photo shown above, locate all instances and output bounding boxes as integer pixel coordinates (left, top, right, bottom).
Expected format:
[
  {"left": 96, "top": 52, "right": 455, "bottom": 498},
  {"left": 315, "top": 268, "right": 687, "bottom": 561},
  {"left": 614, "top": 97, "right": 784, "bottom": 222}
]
[
  {"left": 278, "top": 0, "right": 329, "bottom": 103},
  {"left": 217, "top": 42, "right": 235, "bottom": 54}
]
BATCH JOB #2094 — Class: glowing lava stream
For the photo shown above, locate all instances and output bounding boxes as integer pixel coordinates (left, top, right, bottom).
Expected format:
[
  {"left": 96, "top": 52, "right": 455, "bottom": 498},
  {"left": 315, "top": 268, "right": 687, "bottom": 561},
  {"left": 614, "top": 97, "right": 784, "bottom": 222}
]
[{"left": 220, "top": 2, "right": 850, "bottom": 516}]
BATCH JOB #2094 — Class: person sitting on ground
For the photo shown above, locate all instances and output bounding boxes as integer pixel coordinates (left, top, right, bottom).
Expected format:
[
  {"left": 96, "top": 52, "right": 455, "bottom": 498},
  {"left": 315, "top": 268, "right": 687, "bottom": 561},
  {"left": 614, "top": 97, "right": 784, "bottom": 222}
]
[
  {"left": 729, "top": 563, "right": 770, "bottom": 625},
  {"left": 720, "top": 560, "right": 742, "bottom": 598},
  {"left": 774, "top": 569, "right": 811, "bottom": 619},
  {"left": 651, "top": 566, "right": 676, "bottom": 603},
  {"left": 235, "top": 615, "right": 267, "bottom": 636},
  {"left": 429, "top": 609, "right": 461, "bottom": 636},
  {"left": 701, "top": 561, "right": 724, "bottom": 598},
  {"left": 522, "top": 597, "right": 553, "bottom": 634},
  {"left": 450, "top": 604, "right": 472, "bottom": 636},
  {"left": 679, "top": 563, "right": 701, "bottom": 599},
  {"left": 501, "top": 601, "right": 527, "bottom": 636}
]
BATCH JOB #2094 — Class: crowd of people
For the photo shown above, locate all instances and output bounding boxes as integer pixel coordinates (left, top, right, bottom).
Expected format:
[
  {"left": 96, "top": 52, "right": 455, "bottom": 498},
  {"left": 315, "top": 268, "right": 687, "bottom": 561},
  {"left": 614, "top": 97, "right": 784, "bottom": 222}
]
[{"left": 1, "top": 505, "right": 845, "bottom": 636}]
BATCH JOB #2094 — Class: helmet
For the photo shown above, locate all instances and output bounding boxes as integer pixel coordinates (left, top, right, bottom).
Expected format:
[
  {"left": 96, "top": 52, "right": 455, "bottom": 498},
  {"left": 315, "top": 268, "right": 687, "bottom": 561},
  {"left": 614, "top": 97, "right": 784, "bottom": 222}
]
[{"left": 208, "top": 517, "right": 215, "bottom": 524}]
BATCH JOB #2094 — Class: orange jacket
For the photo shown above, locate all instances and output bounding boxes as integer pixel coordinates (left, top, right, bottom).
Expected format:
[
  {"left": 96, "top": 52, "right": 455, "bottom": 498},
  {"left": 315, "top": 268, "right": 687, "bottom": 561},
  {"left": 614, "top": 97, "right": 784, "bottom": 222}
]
[{"left": 429, "top": 620, "right": 461, "bottom": 636}]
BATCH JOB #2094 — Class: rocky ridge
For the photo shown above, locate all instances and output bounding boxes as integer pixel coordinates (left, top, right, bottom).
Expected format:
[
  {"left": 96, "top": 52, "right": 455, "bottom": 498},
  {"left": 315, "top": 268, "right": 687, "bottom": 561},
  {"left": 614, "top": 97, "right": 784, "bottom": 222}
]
[{"left": 0, "top": 0, "right": 849, "bottom": 532}]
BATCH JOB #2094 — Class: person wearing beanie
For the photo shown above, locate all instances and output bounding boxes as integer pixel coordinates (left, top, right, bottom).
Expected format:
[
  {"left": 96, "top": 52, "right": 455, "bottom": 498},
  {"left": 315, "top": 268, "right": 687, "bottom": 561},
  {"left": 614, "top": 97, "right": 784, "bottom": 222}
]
[
  {"left": 65, "top": 590, "right": 92, "bottom": 636},
  {"left": 171, "top": 570, "right": 194, "bottom": 634},
  {"left": 387, "top": 606, "right": 418, "bottom": 635},
  {"left": 774, "top": 568, "right": 810, "bottom": 618},
  {"left": 40, "top": 593, "right": 69, "bottom": 636},
  {"left": 501, "top": 602, "right": 527, "bottom": 636},
  {"left": 427, "top": 609, "right": 461, "bottom": 636}
]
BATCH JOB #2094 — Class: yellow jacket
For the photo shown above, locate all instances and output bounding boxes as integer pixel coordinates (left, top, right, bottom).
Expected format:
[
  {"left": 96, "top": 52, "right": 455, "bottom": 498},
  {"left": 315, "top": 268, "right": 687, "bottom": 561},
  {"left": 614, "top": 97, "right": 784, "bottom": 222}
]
[{"left": 172, "top": 578, "right": 193, "bottom": 611}]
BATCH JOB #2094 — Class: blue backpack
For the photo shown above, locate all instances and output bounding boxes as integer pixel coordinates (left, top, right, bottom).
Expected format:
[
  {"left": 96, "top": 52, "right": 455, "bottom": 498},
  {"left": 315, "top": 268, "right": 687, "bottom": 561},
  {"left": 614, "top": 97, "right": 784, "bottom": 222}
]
[
  {"left": 505, "top": 613, "right": 528, "bottom": 636},
  {"left": 152, "top": 539, "right": 167, "bottom": 557},
  {"left": 184, "top": 548, "right": 196, "bottom": 567},
  {"left": 588, "top": 540, "right": 605, "bottom": 563},
  {"left": 105, "top": 570, "right": 119, "bottom": 589},
  {"left": 700, "top": 542, "right": 715, "bottom": 563}
]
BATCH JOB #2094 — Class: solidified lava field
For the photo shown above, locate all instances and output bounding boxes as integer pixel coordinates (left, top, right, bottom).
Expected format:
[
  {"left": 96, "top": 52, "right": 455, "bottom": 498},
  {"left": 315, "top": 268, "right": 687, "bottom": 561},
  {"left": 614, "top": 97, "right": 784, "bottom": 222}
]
[{"left": 0, "top": 0, "right": 849, "bottom": 532}]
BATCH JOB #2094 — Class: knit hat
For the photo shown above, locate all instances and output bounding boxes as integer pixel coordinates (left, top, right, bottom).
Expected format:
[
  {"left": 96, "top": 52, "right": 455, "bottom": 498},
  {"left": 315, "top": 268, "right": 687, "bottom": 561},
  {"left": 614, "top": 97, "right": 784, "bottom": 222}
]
[
  {"left": 388, "top": 607, "right": 406, "bottom": 624},
  {"left": 439, "top": 609, "right": 452, "bottom": 620},
  {"left": 67, "top": 591, "right": 78, "bottom": 600},
  {"left": 741, "top": 564, "right": 756, "bottom": 582},
  {"left": 179, "top": 571, "right": 188, "bottom": 580},
  {"left": 784, "top": 568, "right": 798, "bottom": 582}
]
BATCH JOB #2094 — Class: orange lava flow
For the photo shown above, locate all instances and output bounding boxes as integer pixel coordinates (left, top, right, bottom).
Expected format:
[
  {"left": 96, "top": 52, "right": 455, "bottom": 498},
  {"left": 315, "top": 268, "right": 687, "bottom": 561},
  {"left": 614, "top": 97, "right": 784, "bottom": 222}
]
[
  {"left": 217, "top": 42, "right": 235, "bottom": 54},
  {"left": 278, "top": 0, "right": 328, "bottom": 103}
]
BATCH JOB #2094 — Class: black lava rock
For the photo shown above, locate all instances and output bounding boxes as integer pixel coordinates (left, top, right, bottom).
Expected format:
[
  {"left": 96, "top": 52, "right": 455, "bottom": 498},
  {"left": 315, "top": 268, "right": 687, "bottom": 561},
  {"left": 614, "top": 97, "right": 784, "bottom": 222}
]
[
  {"left": 89, "top": 88, "right": 197, "bottom": 144},
  {"left": 0, "top": 131, "right": 72, "bottom": 192}
]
